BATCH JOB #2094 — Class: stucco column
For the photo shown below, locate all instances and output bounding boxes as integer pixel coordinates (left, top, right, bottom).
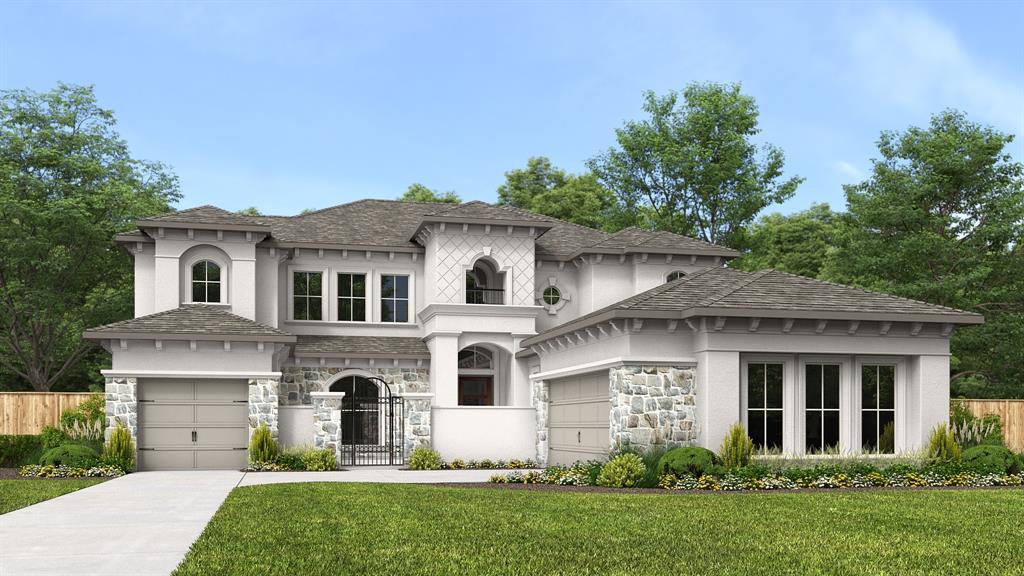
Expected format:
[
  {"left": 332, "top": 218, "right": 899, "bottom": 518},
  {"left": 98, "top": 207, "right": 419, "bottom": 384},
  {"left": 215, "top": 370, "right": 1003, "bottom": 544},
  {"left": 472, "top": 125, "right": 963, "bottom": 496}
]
[
  {"left": 232, "top": 257, "right": 257, "bottom": 320},
  {"left": 104, "top": 376, "right": 137, "bottom": 444},
  {"left": 909, "top": 355, "right": 950, "bottom": 452},
  {"left": 311, "top": 391, "right": 345, "bottom": 465},
  {"left": 426, "top": 333, "right": 460, "bottom": 406},
  {"left": 248, "top": 377, "right": 280, "bottom": 440},
  {"left": 153, "top": 255, "right": 180, "bottom": 313},
  {"left": 696, "top": 350, "right": 741, "bottom": 451}
]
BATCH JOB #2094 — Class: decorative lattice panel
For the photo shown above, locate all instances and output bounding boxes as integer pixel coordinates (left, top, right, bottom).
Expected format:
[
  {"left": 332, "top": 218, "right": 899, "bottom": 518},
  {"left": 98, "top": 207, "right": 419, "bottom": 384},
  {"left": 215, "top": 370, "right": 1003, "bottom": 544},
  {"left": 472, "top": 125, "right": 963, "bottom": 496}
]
[{"left": 431, "top": 232, "right": 535, "bottom": 306}]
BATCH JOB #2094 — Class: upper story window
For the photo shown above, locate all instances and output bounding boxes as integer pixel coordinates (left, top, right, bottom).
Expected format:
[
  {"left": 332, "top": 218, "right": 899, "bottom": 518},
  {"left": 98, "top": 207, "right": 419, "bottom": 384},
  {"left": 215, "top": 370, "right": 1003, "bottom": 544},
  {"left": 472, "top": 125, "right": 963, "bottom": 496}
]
[
  {"left": 466, "top": 260, "right": 504, "bottom": 305},
  {"left": 191, "top": 260, "right": 221, "bottom": 303},
  {"left": 338, "top": 273, "right": 366, "bottom": 322},
  {"left": 293, "top": 271, "right": 323, "bottom": 320},
  {"left": 862, "top": 364, "right": 896, "bottom": 453},
  {"left": 381, "top": 274, "right": 409, "bottom": 322},
  {"left": 542, "top": 286, "right": 561, "bottom": 305},
  {"left": 666, "top": 271, "right": 686, "bottom": 282}
]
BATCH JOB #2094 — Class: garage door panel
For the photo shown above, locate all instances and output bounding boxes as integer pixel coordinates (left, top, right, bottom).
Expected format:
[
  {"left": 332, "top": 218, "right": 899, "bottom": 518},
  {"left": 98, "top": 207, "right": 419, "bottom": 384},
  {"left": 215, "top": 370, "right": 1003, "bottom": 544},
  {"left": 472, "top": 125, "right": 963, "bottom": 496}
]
[
  {"left": 138, "top": 379, "right": 194, "bottom": 401},
  {"left": 195, "top": 450, "right": 247, "bottom": 470},
  {"left": 547, "top": 372, "right": 611, "bottom": 467},
  {"left": 196, "top": 381, "right": 248, "bottom": 402},
  {"left": 139, "top": 403, "right": 194, "bottom": 425},
  {"left": 196, "top": 404, "right": 248, "bottom": 425},
  {"left": 139, "top": 426, "right": 194, "bottom": 449},
  {"left": 195, "top": 426, "right": 248, "bottom": 448},
  {"left": 138, "top": 450, "right": 195, "bottom": 471}
]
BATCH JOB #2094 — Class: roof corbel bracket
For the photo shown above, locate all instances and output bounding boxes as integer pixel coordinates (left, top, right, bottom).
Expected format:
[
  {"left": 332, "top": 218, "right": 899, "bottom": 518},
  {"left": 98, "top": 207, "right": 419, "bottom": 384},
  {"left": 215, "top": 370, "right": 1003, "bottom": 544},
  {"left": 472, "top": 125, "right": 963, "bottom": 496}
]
[
  {"left": 782, "top": 319, "right": 795, "bottom": 334},
  {"left": 585, "top": 328, "right": 597, "bottom": 342},
  {"left": 535, "top": 260, "right": 543, "bottom": 270},
  {"left": 133, "top": 242, "right": 144, "bottom": 254},
  {"left": 595, "top": 254, "right": 604, "bottom": 264},
  {"left": 815, "top": 320, "right": 828, "bottom": 334},
  {"left": 910, "top": 322, "right": 923, "bottom": 336},
  {"left": 667, "top": 320, "right": 678, "bottom": 333},
  {"left": 319, "top": 357, "right": 326, "bottom": 366},
  {"left": 529, "top": 227, "right": 536, "bottom": 236},
  {"left": 318, "top": 248, "right": 324, "bottom": 259},
  {"left": 439, "top": 223, "right": 446, "bottom": 233},
  {"left": 506, "top": 226, "right": 513, "bottom": 235},
  {"left": 187, "top": 228, "right": 194, "bottom": 240},
  {"left": 257, "top": 341, "right": 265, "bottom": 353},
  {"left": 684, "top": 319, "right": 699, "bottom": 333},
  {"left": 119, "top": 339, "right": 128, "bottom": 351},
  {"left": 388, "top": 251, "right": 395, "bottom": 261},
  {"left": 748, "top": 318, "right": 761, "bottom": 333},
  {"left": 690, "top": 254, "right": 697, "bottom": 265},
  {"left": 714, "top": 256, "right": 721, "bottom": 265},
  {"left": 941, "top": 323, "right": 955, "bottom": 337},
  {"left": 393, "top": 358, "right": 399, "bottom": 367},
  {"left": 412, "top": 252, "right": 418, "bottom": 262},
  {"left": 462, "top": 223, "right": 469, "bottom": 233},
  {"left": 639, "top": 253, "right": 648, "bottom": 264},
  {"left": 217, "top": 230, "right": 223, "bottom": 241},
  {"left": 572, "top": 258, "right": 582, "bottom": 269},
  {"left": 879, "top": 321, "right": 892, "bottom": 336},
  {"left": 341, "top": 249, "right": 348, "bottom": 259},
  {"left": 224, "top": 341, "right": 231, "bottom": 352},
  {"left": 618, "top": 254, "right": 626, "bottom": 264},
  {"left": 597, "top": 324, "right": 609, "bottom": 338},
  {"left": 365, "top": 251, "right": 372, "bottom": 260},
  {"left": 848, "top": 320, "right": 860, "bottom": 335},
  {"left": 154, "top": 340, "right": 162, "bottom": 351},
  {"left": 665, "top": 254, "right": 673, "bottom": 264},
  {"left": 713, "top": 317, "right": 726, "bottom": 332},
  {"left": 557, "top": 261, "right": 565, "bottom": 271},
  {"left": 575, "top": 331, "right": 586, "bottom": 345},
  {"left": 368, "top": 358, "right": 376, "bottom": 367},
  {"left": 484, "top": 224, "right": 491, "bottom": 235},
  {"left": 246, "top": 231, "right": 253, "bottom": 243},
  {"left": 416, "top": 358, "right": 423, "bottom": 367},
  {"left": 189, "top": 340, "right": 197, "bottom": 352},
  {"left": 609, "top": 321, "right": 621, "bottom": 333},
  {"left": 344, "top": 358, "right": 351, "bottom": 367},
  {"left": 632, "top": 319, "right": 644, "bottom": 332}
]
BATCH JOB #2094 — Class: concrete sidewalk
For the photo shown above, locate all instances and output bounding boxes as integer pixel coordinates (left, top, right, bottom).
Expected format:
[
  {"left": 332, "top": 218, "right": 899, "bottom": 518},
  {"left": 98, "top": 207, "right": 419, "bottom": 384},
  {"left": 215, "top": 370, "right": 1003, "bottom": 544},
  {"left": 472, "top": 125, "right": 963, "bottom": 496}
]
[{"left": 0, "top": 471, "right": 244, "bottom": 576}]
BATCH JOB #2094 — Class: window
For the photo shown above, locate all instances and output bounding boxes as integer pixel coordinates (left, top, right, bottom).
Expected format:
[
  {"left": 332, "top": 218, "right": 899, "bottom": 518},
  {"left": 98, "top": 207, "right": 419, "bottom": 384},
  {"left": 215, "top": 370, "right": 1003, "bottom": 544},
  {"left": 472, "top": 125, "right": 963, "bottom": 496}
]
[
  {"left": 293, "top": 271, "right": 323, "bottom": 320},
  {"left": 191, "top": 260, "right": 221, "bottom": 303},
  {"left": 805, "top": 364, "right": 840, "bottom": 453},
  {"left": 862, "top": 364, "right": 896, "bottom": 453},
  {"left": 666, "top": 271, "right": 686, "bottom": 282},
  {"left": 337, "top": 273, "right": 366, "bottom": 322},
  {"left": 380, "top": 274, "right": 409, "bottom": 323},
  {"left": 458, "top": 346, "right": 494, "bottom": 406},
  {"left": 542, "top": 286, "right": 561, "bottom": 306},
  {"left": 747, "top": 363, "right": 783, "bottom": 451},
  {"left": 458, "top": 346, "right": 493, "bottom": 370}
]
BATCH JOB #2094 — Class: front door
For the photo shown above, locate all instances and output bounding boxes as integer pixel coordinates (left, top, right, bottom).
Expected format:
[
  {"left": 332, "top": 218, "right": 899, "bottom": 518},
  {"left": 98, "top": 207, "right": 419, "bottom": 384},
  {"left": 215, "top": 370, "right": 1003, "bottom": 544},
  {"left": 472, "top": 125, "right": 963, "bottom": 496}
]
[{"left": 458, "top": 376, "right": 494, "bottom": 406}]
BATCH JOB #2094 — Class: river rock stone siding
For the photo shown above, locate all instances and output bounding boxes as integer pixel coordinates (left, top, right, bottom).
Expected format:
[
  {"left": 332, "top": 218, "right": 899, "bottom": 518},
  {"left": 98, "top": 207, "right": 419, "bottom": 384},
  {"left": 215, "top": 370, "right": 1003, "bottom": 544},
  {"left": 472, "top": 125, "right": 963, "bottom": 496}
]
[
  {"left": 248, "top": 378, "right": 280, "bottom": 440},
  {"left": 610, "top": 365, "right": 698, "bottom": 452},
  {"left": 532, "top": 379, "right": 549, "bottom": 465},
  {"left": 104, "top": 377, "right": 137, "bottom": 443},
  {"left": 312, "top": 394, "right": 344, "bottom": 453},
  {"left": 280, "top": 367, "right": 429, "bottom": 405},
  {"left": 403, "top": 394, "right": 433, "bottom": 455}
]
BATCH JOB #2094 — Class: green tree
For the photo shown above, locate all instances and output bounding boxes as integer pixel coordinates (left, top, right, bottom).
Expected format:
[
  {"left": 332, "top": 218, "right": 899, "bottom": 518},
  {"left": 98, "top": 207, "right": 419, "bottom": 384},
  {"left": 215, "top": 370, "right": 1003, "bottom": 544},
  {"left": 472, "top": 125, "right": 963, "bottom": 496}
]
[
  {"left": 236, "top": 207, "right": 263, "bottom": 216},
  {"left": 497, "top": 156, "right": 620, "bottom": 230},
  {"left": 0, "top": 84, "right": 180, "bottom": 391},
  {"left": 823, "top": 110, "right": 1024, "bottom": 397},
  {"left": 733, "top": 203, "right": 842, "bottom": 277},
  {"left": 588, "top": 83, "right": 802, "bottom": 247},
  {"left": 400, "top": 183, "right": 460, "bottom": 204}
]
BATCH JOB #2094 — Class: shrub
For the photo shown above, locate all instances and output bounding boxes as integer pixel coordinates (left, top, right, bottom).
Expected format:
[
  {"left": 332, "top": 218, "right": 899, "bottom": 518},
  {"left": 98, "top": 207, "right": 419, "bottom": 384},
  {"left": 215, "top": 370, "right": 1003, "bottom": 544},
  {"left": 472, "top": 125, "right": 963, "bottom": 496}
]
[
  {"left": 719, "top": 423, "right": 753, "bottom": 469},
  {"left": 408, "top": 447, "right": 444, "bottom": 470},
  {"left": 275, "top": 447, "right": 308, "bottom": 471},
  {"left": 597, "top": 453, "right": 646, "bottom": 488},
  {"left": 302, "top": 448, "right": 337, "bottom": 471},
  {"left": 40, "top": 444, "right": 100, "bottom": 468},
  {"left": 449, "top": 458, "right": 466, "bottom": 469},
  {"left": 0, "top": 435, "right": 44, "bottom": 467},
  {"left": 248, "top": 424, "right": 278, "bottom": 465},
  {"left": 62, "top": 419, "right": 104, "bottom": 443},
  {"left": 926, "top": 424, "right": 961, "bottom": 461},
  {"left": 658, "top": 446, "right": 718, "bottom": 477},
  {"left": 962, "top": 445, "right": 1020, "bottom": 474},
  {"left": 59, "top": 393, "right": 105, "bottom": 429},
  {"left": 40, "top": 425, "right": 69, "bottom": 450},
  {"left": 102, "top": 423, "right": 135, "bottom": 473}
]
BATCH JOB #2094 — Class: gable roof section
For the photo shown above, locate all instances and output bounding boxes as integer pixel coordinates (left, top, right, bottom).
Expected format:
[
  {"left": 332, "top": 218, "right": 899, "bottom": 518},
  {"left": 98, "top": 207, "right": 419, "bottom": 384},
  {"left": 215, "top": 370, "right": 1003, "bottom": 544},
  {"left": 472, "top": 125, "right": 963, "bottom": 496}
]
[
  {"left": 293, "top": 335, "right": 430, "bottom": 358},
  {"left": 521, "top": 267, "right": 983, "bottom": 346},
  {"left": 137, "top": 206, "right": 271, "bottom": 232},
  {"left": 262, "top": 199, "right": 437, "bottom": 250},
  {"left": 583, "top": 227, "right": 737, "bottom": 258},
  {"left": 83, "top": 305, "right": 296, "bottom": 342}
]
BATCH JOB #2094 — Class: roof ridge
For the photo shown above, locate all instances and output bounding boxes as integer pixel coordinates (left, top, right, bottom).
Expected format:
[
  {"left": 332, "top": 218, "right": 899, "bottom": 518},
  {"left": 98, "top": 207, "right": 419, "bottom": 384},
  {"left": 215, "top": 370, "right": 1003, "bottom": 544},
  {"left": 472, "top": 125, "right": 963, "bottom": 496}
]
[
  {"left": 762, "top": 270, "right": 973, "bottom": 315},
  {"left": 696, "top": 268, "right": 771, "bottom": 307}
]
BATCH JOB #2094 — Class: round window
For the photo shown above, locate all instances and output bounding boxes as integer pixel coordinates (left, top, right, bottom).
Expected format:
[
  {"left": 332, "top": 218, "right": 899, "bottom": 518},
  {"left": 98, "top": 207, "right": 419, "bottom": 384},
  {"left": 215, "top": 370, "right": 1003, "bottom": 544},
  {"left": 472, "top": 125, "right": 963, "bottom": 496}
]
[
  {"left": 667, "top": 271, "right": 686, "bottom": 282},
  {"left": 542, "top": 286, "right": 562, "bottom": 306}
]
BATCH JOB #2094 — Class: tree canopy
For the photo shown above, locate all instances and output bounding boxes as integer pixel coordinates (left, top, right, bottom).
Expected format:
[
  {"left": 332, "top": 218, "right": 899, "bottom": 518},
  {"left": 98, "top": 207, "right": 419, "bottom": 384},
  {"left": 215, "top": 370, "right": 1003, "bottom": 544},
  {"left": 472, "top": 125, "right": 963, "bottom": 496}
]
[
  {"left": 0, "top": 84, "right": 180, "bottom": 390},
  {"left": 588, "top": 83, "right": 802, "bottom": 248},
  {"left": 400, "top": 183, "right": 460, "bottom": 204},
  {"left": 733, "top": 203, "right": 842, "bottom": 278},
  {"left": 497, "top": 157, "right": 621, "bottom": 230}
]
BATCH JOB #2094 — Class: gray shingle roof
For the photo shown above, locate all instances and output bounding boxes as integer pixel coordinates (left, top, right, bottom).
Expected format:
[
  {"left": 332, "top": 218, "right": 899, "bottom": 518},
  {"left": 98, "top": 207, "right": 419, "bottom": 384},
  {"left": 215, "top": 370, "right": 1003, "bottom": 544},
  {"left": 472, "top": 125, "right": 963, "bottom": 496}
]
[
  {"left": 293, "top": 335, "right": 429, "bottom": 358},
  {"left": 83, "top": 305, "right": 295, "bottom": 341},
  {"left": 138, "top": 206, "right": 271, "bottom": 230},
  {"left": 522, "top": 267, "right": 983, "bottom": 346}
]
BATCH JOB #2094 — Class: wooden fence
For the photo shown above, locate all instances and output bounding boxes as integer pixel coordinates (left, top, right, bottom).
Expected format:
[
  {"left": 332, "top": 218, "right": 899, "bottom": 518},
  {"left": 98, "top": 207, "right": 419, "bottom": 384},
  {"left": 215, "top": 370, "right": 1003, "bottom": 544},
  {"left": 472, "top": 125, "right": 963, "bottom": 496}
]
[
  {"left": 960, "top": 399, "right": 1024, "bottom": 452},
  {"left": 0, "top": 392, "right": 94, "bottom": 435}
]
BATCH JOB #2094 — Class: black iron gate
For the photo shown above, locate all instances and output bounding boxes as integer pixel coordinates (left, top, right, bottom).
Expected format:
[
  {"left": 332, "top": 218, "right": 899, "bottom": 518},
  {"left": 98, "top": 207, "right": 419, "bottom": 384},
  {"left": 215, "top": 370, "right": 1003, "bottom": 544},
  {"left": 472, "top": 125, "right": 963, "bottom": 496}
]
[{"left": 339, "top": 376, "right": 405, "bottom": 466}]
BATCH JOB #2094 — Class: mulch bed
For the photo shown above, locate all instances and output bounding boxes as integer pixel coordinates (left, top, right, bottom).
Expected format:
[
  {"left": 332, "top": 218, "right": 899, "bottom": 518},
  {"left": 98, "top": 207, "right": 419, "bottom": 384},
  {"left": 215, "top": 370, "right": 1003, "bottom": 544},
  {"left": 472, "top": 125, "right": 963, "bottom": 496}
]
[{"left": 436, "top": 481, "right": 1024, "bottom": 495}]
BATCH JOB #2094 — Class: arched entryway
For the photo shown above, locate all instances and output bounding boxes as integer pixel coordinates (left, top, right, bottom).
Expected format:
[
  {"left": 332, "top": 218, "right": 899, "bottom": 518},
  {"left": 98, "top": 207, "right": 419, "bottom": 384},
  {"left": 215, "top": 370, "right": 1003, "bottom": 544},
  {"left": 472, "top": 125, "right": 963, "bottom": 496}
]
[
  {"left": 326, "top": 374, "right": 404, "bottom": 465},
  {"left": 458, "top": 345, "right": 496, "bottom": 405},
  {"left": 330, "top": 376, "right": 381, "bottom": 446}
]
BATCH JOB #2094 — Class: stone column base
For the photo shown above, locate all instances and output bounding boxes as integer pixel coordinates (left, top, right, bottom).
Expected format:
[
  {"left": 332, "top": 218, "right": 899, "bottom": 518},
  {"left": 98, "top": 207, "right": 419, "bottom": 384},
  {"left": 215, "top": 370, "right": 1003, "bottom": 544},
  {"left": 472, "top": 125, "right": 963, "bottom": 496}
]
[
  {"left": 104, "top": 376, "right": 138, "bottom": 444},
  {"left": 311, "top": 392, "right": 345, "bottom": 464},
  {"left": 248, "top": 377, "right": 280, "bottom": 440},
  {"left": 402, "top": 393, "right": 434, "bottom": 457}
]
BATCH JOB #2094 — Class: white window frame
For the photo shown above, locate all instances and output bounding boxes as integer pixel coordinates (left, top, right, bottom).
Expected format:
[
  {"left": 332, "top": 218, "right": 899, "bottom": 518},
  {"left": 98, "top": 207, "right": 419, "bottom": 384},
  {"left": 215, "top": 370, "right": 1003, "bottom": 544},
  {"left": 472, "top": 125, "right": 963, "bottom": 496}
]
[
  {"left": 376, "top": 270, "right": 415, "bottom": 324},
  {"left": 184, "top": 254, "right": 229, "bottom": 305},
  {"left": 740, "top": 355, "right": 794, "bottom": 454},
  {"left": 854, "top": 357, "right": 906, "bottom": 454},
  {"left": 797, "top": 356, "right": 849, "bottom": 455},
  {"left": 666, "top": 270, "right": 687, "bottom": 282},
  {"left": 287, "top": 265, "right": 329, "bottom": 322},
  {"left": 457, "top": 345, "right": 498, "bottom": 406},
  {"left": 332, "top": 268, "right": 372, "bottom": 323}
]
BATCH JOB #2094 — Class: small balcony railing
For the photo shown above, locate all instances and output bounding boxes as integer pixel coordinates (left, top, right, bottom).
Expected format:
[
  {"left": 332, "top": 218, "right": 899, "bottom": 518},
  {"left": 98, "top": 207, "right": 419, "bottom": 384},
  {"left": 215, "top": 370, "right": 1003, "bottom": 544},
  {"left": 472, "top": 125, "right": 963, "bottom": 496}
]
[{"left": 466, "top": 288, "right": 505, "bottom": 305}]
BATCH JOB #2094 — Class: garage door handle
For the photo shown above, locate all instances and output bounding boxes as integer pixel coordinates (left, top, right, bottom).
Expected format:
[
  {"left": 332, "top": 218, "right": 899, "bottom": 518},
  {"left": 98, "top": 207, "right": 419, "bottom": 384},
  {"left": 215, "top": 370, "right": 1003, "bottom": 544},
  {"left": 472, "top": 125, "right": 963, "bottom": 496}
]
[
  {"left": 577, "top": 431, "right": 581, "bottom": 444},
  {"left": 192, "top": 430, "right": 197, "bottom": 443}
]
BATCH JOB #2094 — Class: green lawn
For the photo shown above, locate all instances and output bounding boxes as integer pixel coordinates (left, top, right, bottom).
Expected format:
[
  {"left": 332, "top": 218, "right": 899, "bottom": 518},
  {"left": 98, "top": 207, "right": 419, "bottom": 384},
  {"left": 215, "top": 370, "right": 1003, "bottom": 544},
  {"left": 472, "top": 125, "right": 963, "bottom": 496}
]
[
  {"left": 0, "top": 479, "right": 104, "bottom": 515},
  {"left": 174, "top": 484, "right": 1024, "bottom": 576}
]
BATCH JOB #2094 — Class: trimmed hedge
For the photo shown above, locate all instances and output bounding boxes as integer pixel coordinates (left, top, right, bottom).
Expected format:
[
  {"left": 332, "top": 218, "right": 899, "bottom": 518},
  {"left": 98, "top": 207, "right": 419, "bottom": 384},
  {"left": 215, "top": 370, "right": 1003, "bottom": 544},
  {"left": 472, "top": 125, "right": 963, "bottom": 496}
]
[
  {"left": 961, "top": 445, "right": 1020, "bottom": 474},
  {"left": 657, "top": 447, "right": 717, "bottom": 477},
  {"left": 40, "top": 444, "right": 100, "bottom": 469}
]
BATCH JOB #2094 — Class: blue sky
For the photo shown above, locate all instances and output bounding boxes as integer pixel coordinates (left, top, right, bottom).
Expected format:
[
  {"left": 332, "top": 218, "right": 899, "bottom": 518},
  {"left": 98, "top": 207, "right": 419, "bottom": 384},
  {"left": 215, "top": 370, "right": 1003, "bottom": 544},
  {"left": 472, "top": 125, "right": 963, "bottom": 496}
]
[{"left": 2, "top": 1, "right": 1022, "bottom": 217}]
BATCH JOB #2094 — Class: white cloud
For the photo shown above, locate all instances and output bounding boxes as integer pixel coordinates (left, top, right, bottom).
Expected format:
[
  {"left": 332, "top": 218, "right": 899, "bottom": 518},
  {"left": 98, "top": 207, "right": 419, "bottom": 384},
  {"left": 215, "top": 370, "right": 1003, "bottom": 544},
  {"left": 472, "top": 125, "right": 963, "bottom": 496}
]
[
  {"left": 834, "top": 160, "right": 865, "bottom": 181},
  {"left": 847, "top": 5, "right": 1023, "bottom": 136}
]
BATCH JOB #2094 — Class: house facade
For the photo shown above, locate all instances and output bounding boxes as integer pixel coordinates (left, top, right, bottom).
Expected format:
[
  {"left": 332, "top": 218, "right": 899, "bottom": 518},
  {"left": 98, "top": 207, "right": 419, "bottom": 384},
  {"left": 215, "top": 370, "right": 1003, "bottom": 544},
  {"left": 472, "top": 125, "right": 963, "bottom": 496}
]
[{"left": 84, "top": 200, "right": 982, "bottom": 470}]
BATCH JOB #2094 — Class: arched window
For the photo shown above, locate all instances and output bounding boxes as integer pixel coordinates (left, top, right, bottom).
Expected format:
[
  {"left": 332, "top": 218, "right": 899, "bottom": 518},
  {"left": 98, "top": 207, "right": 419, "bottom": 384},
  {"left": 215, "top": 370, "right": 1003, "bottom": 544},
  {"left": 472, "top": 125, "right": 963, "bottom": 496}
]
[
  {"left": 666, "top": 271, "right": 686, "bottom": 282},
  {"left": 191, "top": 260, "right": 222, "bottom": 303},
  {"left": 466, "top": 259, "right": 504, "bottom": 305},
  {"left": 330, "top": 376, "right": 380, "bottom": 445},
  {"left": 458, "top": 346, "right": 494, "bottom": 405}
]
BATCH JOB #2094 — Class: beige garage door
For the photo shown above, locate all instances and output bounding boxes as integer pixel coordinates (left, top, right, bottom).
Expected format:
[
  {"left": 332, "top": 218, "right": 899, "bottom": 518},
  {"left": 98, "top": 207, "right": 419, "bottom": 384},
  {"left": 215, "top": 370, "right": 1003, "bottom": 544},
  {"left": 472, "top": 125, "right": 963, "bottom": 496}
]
[
  {"left": 137, "top": 379, "right": 248, "bottom": 471},
  {"left": 548, "top": 372, "right": 611, "bottom": 466}
]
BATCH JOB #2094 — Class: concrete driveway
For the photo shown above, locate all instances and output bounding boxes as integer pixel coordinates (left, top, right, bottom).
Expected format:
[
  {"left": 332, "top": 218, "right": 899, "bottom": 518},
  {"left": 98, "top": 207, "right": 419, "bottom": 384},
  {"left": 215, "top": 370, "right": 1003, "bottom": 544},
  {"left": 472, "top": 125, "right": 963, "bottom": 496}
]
[{"left": 0, "top": 471, "right": 244, "bottom": 576}]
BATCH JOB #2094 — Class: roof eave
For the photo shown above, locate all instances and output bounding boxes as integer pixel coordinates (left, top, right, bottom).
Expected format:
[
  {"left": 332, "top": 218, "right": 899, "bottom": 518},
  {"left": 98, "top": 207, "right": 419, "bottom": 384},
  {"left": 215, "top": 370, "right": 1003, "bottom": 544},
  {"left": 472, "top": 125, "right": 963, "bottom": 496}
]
[
  {"left": 83, "top": 331, "right": 296, "bottom": 343},
  {"left": 292, "top": 351, "right": 430, "bottom": 359},
  {"left": 137, "top": 221, "right": 272, "bottom": 233},
  {"left": 261, "top": 240, "right": 424, "bottom": 253}
]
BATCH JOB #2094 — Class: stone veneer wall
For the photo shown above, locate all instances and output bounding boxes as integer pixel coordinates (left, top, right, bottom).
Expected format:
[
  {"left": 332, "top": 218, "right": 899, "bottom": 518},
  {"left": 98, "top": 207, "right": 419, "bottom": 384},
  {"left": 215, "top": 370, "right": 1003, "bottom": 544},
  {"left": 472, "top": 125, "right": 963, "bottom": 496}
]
[
  {"left": 104, "top": 377, "right": 138, "bottom": 443},
  {"left": 532, "top": 379, "right": 549, "bottom": 464},
  {"left": 610, "top": 365, "right": 698, "bottom": 452},
  {"left": 248, "top": 378, "right": 280, "bottom": 440},
  {"left": 311, "top": 393, "right": 344, "bottom": 452}
]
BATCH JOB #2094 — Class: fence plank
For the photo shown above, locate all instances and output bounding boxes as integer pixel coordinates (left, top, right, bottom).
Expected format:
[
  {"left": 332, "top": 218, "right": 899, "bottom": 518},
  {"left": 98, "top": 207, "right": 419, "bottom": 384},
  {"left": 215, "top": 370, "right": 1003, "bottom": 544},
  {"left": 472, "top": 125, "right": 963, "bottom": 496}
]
[
  {"left": 960, "top": 399, "right": 1024, "bottom": 452},
  {"left": 0, "top": 392, "right": 94, "bottom": 435}
]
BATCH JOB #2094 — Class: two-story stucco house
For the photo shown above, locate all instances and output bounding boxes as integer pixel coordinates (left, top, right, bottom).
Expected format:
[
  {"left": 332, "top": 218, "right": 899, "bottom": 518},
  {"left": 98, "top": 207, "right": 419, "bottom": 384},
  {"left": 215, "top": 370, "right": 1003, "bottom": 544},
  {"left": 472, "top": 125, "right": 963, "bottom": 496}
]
[{"left": 84, "top": 200, "right": 982, "bottom": 470}]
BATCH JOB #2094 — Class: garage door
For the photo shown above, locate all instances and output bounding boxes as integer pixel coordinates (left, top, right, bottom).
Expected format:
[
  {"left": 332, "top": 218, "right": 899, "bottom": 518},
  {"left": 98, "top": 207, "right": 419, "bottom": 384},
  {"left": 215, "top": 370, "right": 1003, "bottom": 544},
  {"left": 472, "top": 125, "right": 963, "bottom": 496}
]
[
  {"left": 137, "top": 379, "right": 248, "bottom": 471},
  {"left": 547, "top": 372, "right": 611, "bottom": 466}
]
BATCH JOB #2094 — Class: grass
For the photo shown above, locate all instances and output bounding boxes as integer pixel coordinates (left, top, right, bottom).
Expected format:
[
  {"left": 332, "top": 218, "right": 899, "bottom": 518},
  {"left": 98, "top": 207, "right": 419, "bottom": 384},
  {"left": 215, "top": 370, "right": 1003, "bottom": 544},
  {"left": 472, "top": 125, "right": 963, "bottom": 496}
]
[
  {"left": 174, "top": 483, "right": 1024, "bottom": 576},
  {"left": 0, "top": 478, "right": 104, "bottom": 515}
]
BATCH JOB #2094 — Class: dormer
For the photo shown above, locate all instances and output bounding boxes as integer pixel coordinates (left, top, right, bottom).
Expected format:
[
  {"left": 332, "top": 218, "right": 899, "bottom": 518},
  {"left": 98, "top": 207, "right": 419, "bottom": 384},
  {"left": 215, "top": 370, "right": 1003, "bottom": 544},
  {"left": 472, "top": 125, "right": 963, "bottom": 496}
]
[{"left": 118, "top": 206, "right": 270, "bottom": 320}]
